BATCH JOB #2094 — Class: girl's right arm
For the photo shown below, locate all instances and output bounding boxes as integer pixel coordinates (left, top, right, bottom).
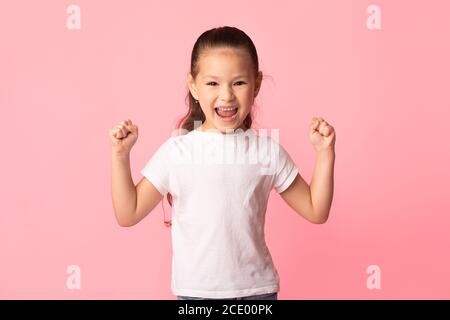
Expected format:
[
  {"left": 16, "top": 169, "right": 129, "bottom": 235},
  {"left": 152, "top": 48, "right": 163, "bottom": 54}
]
[{"left": 109, "top": 120, "right": 163, "bottom": 227}]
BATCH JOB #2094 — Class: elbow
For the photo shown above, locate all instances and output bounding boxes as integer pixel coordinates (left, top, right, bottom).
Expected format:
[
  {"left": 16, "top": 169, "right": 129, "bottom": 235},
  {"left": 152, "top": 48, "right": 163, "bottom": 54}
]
[
  {"left": 117, "top": 221, "right": 135, "bottom": 227},
  {"left": 115, "top": 213, "right": 137, "bottom": 227},
  {"left": 308, "top": 211, "right": 329, "bottom": 224},
  {"left": 311, "top": 216, "right": 328, "bottom": 224},
  {"left": 307, "top": 201, "right": 330, "bottom": 224}
]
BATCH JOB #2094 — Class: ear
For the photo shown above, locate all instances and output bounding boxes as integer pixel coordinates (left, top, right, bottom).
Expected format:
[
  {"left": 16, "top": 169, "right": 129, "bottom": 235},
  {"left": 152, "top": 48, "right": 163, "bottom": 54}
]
[
  {"left": 254, "top": 71, "right": 263, "bottom": 98},
  {"left": 187, "top": 72, "right": 199, "bottom": 100}
]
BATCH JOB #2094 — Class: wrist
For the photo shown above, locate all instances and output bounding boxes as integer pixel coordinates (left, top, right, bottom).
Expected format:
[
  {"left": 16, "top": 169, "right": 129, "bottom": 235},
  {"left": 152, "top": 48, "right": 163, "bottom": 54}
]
[
  {"left": 112, "top": 149, "right": 130, "bottom": 160},
  {"left": 315, "top": 147, "right": 335, "bottom": 159}
]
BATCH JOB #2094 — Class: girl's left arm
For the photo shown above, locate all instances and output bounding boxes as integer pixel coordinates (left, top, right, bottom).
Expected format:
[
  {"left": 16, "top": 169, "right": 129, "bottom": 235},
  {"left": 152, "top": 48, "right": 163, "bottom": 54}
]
[{"left": 280, "top": 117, "right": 336, "bottom": 224}]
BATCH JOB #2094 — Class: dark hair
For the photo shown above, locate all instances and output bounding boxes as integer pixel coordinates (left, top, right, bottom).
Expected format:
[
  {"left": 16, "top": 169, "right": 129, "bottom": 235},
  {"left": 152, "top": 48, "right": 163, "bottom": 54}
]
[{"left": 163, "top": 26, "right": 261, "bottom": 227}]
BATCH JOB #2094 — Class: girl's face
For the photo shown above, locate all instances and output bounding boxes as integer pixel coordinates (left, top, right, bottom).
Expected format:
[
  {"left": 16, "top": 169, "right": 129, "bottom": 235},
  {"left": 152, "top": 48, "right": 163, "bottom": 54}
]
[{"left": 187, "top": 47, "right": 262, "bottom": 133}]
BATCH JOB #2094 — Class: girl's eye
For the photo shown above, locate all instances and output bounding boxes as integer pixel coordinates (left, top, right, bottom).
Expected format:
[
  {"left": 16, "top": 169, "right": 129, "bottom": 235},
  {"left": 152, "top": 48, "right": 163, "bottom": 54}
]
[{"left": 206, "top": 81, "right": 247, "bottom": 86}]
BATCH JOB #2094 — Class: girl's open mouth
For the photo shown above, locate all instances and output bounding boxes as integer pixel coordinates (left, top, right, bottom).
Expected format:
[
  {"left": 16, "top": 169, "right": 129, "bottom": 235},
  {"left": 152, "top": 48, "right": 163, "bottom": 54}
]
[{"left": 215, "top": 106, "right": 238, "bottom": 122}]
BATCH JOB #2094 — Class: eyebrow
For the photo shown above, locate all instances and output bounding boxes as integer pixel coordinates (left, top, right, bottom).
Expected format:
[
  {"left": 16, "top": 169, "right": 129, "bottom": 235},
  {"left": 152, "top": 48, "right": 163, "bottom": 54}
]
[{"left": 203, "top": 75, "right": 248, "bottom": 80}]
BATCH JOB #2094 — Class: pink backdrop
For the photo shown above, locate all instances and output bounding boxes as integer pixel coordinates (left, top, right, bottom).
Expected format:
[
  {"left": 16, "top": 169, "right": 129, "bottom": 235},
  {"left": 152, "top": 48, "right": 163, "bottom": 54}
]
[{"left": 1, "top": 0, "right": 449, "bottom": 299}]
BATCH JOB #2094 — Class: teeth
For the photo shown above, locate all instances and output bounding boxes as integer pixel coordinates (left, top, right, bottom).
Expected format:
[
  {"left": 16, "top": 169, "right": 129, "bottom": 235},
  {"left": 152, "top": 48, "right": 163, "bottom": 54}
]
[{"left": 216, "top": 106, "right": 237, "bottom": 111}]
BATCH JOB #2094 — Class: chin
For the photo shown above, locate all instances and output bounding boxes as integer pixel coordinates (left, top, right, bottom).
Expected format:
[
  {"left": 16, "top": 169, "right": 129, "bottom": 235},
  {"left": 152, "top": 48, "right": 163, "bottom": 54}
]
[{"left": 216, "top": 120, "right": 243, "bottom": 130}]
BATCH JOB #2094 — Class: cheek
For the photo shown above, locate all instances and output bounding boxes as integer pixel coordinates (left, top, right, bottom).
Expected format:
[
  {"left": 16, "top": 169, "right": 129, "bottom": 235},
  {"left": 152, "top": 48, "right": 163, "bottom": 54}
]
[
  {"left": 200, "top": 91, "right": 215, "bottom": 103},
  {"left": 234, "top": 88, "right": 250, "bottom": 98},
  {"left": 200, "top": 106, "right": 213, "bottom": 115},
  {"left": 241, "top": 91, "right": 255, "bottom": 106}
]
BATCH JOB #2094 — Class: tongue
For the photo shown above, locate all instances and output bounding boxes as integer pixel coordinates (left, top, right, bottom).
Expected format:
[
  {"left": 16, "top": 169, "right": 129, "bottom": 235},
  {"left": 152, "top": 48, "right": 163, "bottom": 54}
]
[{"left": 216, "top": 108, "right": 237, "bottom": 117}]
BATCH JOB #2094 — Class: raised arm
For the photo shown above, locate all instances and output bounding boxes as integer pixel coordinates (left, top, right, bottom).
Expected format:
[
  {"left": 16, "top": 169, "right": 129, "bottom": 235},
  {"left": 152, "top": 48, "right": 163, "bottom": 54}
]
[
  {"left": 109, "top": 119, "right": 163, "bottom": 227},
  {"left": 280, "top": 117, "right": 336, "bottom": 224},
  {"left": 111, "top": 153, "right": 163, "bottom": 227}
]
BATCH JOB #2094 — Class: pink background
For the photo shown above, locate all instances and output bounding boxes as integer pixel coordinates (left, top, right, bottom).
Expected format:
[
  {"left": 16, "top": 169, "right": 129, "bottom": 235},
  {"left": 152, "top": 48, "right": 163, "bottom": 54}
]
[{"left": 1, "top": 0, "right": 449, "bottom": 299}]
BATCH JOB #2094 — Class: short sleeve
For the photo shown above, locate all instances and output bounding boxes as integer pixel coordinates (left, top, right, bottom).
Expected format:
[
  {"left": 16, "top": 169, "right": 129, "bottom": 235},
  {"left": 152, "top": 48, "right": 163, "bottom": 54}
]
[
  {"left": 140, "top": 139, "right": 172, "bottom": 196},
  {"left": 273, "top": 141, "right": 299, "bottom": 194}
]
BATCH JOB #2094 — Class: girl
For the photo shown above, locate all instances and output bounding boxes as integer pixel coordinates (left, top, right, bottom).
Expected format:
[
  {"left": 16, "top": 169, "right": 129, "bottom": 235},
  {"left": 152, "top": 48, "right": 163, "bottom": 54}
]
[{"left": 109, "top": 26, "right": 336, "bottom": 300}]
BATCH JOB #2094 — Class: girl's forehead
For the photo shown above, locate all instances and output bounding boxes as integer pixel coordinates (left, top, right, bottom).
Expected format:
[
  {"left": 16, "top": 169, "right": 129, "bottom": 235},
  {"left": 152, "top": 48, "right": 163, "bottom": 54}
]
[
  {"left": 198, "top": 47, "right": 252, "bottom": 74},
  {"left": 202, "top": 46, "right": 247, "bottom": 57},
  {"left": 200, "top": 47, "right": 250, "bottom": 63}
]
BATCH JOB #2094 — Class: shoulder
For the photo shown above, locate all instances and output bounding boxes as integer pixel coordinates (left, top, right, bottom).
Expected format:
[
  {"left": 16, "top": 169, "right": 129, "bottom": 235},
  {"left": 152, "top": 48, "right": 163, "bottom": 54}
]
[
  {"left": 154, "top": 129, "right": 198, "bottom": 160},
  {"left": 160, "top": 128, "right": 196, "bottom": 146},
  {"left": 167, "top": 129, "right": 198, "bottom": 147}
]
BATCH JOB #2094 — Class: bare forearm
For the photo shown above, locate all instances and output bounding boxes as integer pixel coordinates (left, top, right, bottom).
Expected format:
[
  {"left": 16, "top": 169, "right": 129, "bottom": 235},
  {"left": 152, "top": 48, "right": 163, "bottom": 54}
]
[
  {"left": 310, "top": 149, "right": 335, "bottom": 223},
  {"left": 111, "top": 152, "right": 137, "bottom": 224}
]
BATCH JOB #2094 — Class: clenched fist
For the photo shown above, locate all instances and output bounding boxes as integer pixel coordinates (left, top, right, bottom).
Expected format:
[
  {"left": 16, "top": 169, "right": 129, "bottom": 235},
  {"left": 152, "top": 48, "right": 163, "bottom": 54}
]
[
  {"left": 309, "top": 117, "right": 336, "bottom": 153},
  {"left": 109, "top": 119, "right": 139, "bottom": 155}
]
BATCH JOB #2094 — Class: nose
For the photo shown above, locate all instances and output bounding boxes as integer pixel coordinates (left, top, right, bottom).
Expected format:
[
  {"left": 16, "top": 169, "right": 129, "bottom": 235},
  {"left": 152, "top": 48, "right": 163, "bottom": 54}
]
[{"left": 219, "top": 85, "right": 235, "bottom": 102}]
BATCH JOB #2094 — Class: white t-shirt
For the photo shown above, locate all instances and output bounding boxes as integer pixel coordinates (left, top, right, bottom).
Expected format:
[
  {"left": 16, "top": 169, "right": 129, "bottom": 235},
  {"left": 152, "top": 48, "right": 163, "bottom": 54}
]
[{"left": 141, "top": 127, "right": 299, "bottom": 298}]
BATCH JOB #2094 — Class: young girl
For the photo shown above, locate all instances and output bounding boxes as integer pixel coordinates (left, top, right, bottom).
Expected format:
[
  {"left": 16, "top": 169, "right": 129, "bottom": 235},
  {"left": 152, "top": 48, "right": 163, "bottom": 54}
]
[{"left": 109, "top": 26, "right": 336, "bottom": 300}]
